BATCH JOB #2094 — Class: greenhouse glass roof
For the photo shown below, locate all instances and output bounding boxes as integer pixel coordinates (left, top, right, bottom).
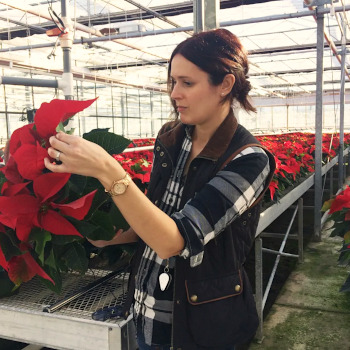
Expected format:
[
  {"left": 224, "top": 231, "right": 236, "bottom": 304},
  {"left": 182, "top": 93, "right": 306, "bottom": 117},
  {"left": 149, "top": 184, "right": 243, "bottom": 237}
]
[{"left": 0, "top": 0, "right": 349, "bottom": 102}]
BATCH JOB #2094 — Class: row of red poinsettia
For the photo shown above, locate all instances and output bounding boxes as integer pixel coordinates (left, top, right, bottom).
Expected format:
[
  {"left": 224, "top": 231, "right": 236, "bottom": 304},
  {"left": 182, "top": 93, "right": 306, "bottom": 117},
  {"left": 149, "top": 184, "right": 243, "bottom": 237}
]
[{"left": 115, "top": 132, "right": 350, "bottom": 202}]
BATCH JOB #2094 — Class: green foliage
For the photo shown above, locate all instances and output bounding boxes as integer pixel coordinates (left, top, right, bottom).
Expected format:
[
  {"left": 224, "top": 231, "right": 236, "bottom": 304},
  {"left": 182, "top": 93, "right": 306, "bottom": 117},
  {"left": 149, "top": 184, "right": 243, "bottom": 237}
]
[
  {"left": 0, "top": 268, "right": 18, "bottom": 298},
  {"left": 83, "top": 129, "right": 132, "bottom": 155},
  {"left": 0, "top": 232, "right": 22, "bottom": 260},
  {"left": 0, "top": 171, "right": 6, "bottom": 192},
  {"left": 29, "top": 228, "right": 52, "bottom": 264},
  {"left": 60, "top": 242, "right": 88, "bottom": 273}
]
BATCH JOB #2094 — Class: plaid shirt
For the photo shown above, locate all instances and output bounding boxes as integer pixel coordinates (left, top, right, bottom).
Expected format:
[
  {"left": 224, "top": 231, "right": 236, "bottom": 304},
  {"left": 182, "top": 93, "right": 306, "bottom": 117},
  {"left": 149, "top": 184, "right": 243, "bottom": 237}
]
[{"left": 133, "top": 127, "right": 270, "bottom": 346}]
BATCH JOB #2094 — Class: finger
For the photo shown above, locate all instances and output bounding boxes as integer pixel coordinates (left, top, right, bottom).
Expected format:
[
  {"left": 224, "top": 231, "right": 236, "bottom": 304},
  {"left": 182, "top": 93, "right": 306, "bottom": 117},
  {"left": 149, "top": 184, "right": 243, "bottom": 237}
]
[
  {"left": 44, "top": 157, "right": 68, "bottom": 173},
  {"left": 115, "top": 229, "right": 124, "bottom": 237},
  {"left": 49, "top": 135, "right": 71, "bottom": 154},
  {"left": 47, "top": 147, "right": 65, "bottom": 162}
]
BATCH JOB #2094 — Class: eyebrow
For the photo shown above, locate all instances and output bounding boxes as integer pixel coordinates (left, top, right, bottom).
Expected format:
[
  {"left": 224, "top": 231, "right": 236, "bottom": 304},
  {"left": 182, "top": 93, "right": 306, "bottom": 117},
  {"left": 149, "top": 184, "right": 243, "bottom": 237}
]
[{"left": 170, "top": 75, "right": 192, "bottom": 79}]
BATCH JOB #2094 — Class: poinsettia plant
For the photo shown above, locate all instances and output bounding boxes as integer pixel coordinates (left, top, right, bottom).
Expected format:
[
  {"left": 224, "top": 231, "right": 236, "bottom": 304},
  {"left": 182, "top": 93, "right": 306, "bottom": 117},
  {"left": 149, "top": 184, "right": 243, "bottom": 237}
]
[
  {"left": 0, "top": 98, "right": 138, "bottom": 297},
  {"left": 258, "top": 132, "right": 350, "bottom": 202},
  {"left": 322, "top": 186, "right": 350, "bottom": 292}
]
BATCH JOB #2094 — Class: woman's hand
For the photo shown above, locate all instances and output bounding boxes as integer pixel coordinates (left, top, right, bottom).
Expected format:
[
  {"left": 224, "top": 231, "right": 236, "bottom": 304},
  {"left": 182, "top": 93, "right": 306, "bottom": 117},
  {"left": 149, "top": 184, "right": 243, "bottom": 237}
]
[
  {"left": 44, "top": 132, "right": 122, "bottom": 182},
  {"left": 87, "top": 228, "right": 139, "bottom": 247}
]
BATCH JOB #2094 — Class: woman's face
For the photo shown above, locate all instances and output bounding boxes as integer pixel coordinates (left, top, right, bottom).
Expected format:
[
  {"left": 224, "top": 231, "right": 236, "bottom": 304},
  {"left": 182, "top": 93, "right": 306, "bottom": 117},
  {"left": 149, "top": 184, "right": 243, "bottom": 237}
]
[{"left": 170, "top": 54, "right": 226, "bottom": 127}]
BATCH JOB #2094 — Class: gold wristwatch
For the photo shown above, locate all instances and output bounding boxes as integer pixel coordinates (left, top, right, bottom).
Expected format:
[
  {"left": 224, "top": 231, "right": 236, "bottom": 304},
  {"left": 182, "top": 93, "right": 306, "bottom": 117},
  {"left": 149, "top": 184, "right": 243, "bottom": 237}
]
[{"left": 105, "top": 172, "right": 132, "bottom": 196}]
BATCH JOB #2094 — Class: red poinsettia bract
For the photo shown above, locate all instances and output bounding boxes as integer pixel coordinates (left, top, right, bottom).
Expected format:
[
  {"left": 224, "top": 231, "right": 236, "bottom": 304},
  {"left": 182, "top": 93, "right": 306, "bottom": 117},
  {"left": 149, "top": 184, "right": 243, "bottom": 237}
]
[
  {"left": 329, "top": 186, "right": 350, "bottom": 214},
  {"left": 7, "top": 243, "right": 54, "bottom": 285},
  {"left": 0, "top": 172, "right": 97, "bottom": 242},
  {"left": 2, "top": 98, "right": 97, "bottom": 182}
]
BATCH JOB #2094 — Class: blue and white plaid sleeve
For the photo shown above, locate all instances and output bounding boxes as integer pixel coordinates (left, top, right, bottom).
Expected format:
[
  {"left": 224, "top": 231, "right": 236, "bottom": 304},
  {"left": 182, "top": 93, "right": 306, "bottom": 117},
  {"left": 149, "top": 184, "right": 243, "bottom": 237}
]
[{"left": 171, "top": 146, "right": 270, "bottom": 267}]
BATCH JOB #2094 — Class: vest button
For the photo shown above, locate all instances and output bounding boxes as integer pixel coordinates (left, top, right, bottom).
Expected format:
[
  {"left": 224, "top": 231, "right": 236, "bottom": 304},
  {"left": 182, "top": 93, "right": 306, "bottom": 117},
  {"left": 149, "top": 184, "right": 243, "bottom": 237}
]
[
  {"left": 248, "top": 212, "right": 252, "bottom": 217},
  {"left": 235, "top": 284, "right": 241, "bottom": 292},
  {"left": 162, "top": 163, "right": 167, "bottom": 167},
  {"left": 190, "top": 295, "right": 198, "bottom": 302},
  {"left": 242, "top": 220, "right": 247, "bottom": 225},
  {"left": 156, "top": 146, "right": 160, "bottom": 151},
  {"left": 160, "top": 151, "right": 164, "bottom": 156}
]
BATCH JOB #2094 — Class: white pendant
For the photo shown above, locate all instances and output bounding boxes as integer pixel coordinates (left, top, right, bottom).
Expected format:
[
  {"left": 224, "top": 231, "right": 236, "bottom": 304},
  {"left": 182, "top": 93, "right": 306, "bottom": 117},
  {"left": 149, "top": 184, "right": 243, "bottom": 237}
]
[{"left": 159, "top": 272, "right": 172, "bottom": 291}]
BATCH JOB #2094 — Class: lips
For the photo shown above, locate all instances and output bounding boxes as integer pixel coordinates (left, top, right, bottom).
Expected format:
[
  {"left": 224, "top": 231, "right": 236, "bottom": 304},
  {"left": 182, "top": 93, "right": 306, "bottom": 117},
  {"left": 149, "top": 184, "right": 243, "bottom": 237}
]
[{"left": 177, "top": 106, "right": 186, "bottom": 113}]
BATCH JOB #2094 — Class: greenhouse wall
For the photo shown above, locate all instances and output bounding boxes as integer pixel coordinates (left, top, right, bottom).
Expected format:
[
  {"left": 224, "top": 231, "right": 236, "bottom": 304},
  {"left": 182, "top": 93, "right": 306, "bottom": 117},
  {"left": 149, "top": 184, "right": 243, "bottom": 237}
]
[{"left": 0, "top": 67, "right": 348, "bottom": 144}]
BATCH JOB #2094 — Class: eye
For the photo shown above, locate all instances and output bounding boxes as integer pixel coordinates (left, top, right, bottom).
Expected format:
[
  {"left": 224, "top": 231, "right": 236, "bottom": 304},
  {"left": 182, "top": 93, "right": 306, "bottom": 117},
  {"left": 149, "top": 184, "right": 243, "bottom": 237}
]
[{"left": 184, "top": 81, "right": 192, "bottom": 86}]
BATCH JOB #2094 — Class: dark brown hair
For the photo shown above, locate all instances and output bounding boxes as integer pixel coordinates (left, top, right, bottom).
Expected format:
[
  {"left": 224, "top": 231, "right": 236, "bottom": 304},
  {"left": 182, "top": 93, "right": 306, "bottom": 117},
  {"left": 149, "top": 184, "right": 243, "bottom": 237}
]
[{"left": 167, "top": 28, "right": 256, "bottom": 117}]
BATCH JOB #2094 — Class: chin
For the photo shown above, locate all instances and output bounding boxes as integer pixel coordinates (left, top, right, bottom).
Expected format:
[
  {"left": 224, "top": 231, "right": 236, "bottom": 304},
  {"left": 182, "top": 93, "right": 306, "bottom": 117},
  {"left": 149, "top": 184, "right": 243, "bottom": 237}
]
[{"left": 179, "top": 113, "right": 192, "bottom": 125}]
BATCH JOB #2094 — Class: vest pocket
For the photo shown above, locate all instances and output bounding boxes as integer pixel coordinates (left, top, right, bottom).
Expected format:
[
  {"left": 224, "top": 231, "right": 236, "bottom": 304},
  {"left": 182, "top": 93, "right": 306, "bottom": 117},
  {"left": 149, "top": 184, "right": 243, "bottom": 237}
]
[{"left": 184, "top": 270, "right": 258, "bottom": 347}]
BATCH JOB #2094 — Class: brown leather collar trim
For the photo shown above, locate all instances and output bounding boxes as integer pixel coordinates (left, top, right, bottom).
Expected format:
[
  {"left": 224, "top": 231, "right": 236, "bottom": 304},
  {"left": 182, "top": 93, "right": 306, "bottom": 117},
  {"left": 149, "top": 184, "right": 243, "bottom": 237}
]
[
  {"left": 198, "top": 109, "right": 238, "bottom": 160},
  {"left": 157, "top": 109, "right": 238, "bottom": 161}
]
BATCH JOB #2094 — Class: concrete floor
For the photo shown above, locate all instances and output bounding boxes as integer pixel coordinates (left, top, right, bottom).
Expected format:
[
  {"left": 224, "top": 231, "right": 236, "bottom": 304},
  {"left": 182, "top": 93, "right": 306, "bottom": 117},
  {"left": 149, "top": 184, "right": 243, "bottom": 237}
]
[{"left": 249, "top": 220, "right": 350, "bottom": 350}]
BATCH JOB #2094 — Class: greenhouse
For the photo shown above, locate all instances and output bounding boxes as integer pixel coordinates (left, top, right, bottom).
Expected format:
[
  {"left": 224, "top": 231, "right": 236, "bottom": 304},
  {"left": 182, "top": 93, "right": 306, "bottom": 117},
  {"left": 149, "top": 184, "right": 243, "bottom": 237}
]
[{"left": 0, "top": 0, "right": 349, "bottom": 349}]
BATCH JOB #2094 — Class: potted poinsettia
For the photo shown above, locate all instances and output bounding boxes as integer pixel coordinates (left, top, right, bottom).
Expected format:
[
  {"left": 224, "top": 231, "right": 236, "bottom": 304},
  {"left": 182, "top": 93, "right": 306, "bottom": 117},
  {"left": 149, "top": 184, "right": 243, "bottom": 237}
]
[
  {"left": 0, "top": 98, "right": 135, "bottom": 297},
  {"left": 322, "top": 186, "right": 350, "bottom": 292}
]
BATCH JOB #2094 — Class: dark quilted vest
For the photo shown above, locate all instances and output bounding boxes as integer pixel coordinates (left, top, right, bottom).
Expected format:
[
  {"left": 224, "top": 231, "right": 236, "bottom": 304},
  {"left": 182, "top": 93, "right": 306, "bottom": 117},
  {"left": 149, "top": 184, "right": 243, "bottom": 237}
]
[{"left": 124, "top": 112, "right": 275, "bottom": 349}]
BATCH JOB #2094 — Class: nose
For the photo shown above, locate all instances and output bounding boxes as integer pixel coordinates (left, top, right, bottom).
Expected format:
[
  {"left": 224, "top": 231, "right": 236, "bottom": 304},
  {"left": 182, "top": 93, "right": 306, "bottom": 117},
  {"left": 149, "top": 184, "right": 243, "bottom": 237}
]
[{"left": 170, "top": 83, "right": 181, "bottom": 100}]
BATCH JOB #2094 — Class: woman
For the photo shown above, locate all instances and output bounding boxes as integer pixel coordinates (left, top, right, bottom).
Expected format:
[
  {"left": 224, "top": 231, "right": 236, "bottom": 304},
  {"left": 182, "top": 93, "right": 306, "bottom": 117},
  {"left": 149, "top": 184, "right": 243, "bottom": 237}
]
[{"left": 45, "top": 29, "right": 275, "bottom": 350}]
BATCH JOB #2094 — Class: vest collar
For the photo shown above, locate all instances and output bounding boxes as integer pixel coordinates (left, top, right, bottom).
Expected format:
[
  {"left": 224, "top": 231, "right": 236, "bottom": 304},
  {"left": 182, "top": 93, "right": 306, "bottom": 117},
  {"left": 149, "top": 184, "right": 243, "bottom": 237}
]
[{"left": 158, "top": 109, "right": 238, "bottom": 162}]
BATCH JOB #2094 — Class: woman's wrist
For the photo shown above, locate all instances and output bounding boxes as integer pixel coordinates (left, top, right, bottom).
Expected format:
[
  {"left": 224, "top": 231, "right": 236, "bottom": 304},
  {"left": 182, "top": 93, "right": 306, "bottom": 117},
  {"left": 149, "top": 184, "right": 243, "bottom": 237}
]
[{"left": 97, "top": 155, "right": 126, "bottom": 190}]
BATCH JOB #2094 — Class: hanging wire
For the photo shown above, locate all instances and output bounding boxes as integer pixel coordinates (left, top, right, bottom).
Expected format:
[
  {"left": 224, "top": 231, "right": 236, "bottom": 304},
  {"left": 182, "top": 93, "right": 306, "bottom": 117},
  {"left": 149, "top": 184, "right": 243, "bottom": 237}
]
[{"left": 47, "top": 0, "right": 65, "bottom": 33}]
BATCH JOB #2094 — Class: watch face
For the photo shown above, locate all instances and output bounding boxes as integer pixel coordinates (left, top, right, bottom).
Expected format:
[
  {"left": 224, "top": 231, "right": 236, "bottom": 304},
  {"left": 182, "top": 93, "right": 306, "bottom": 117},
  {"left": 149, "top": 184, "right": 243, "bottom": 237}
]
[{"left": 113, "top": 183, "right": 126, "bottom": 195}]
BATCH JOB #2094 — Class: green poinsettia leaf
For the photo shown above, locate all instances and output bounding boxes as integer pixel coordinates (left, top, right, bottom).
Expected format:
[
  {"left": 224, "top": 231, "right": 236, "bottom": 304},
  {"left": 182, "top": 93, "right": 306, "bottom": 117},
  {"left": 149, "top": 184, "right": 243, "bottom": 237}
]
[
  {"left": 338, "top": 250, "right": 350, "bottom": 266},
  {"left": 339, "top": 274, "right": 350, "bottom": 293},
  {"left": 39, "top": 251, "right": 62, "bottom": 294},
  {"left": 321, "top": 199, "right": 333, "bottom": 212},
  {"left": 29, "top": 228, "right": 52, "bottom": 264},
  {"left": 56, "top": 122, "right": 66, "bottom": 133},
  {"left": 108, "top": 204, "right": 130, "bottom": 231},
  {"left": 39, "top": 268, "right": 62, "bottom": 294},
  {"left": 51, "top": 234, "right": 82, "bottom": 245},
  {"left": 60, "top": 242, "right": 88, "bottom": 274},
  {"left": 328, "top": 210, "right": 346, "bottom": 224},
  {"left": 344, "top": 231, "right": 350, "bottom": 244},
  {"left": 66, "top": 216, "right": 99, "bottom": 237},
  {"left": 83, "top": 130, "right": 131, "bottom": 155},
  {"left": 0, "top": 232, "right": 22, "bottom": 260},
  {"left": 330, "top": 221, "right": 349, "bottom": 238},
  {"left": 85, "top": 188, "right": 109, "bottom": 217},
  {"left": 99, "top": 245, "right": 125, "bottom": 266},
  {"left": 66, "top": 128, "right": 75, "bottom": 135},
  {"left": 45, "top": 248, "right": 57, "bottom": 269},
  {"left": 0, "top": 171, "right": 6, "bottom": 192},
  {"left": 87, "top": 209, "right": 117, "bottom": 241},
  {"left": 68, "top": 174, "right": 88, "bottom": 196},
  {"left": 0, "top": 268, "right": 18, "bottom": 298}
]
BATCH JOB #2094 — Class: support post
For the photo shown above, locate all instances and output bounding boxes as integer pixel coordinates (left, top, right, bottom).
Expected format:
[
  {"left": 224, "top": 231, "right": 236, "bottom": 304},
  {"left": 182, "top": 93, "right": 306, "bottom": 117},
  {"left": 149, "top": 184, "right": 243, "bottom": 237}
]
[
  {"left": 313, "top": 6, "right": 325, "bottom": 241},
  {"left": 193, "top": 0, "right": 219, "bottom": 33},
  {"left": 298, "top": 198, "right": 304, "bottom": 263},
  {"left": 255, "top": 237, "right": 264, "bottom": 342},
  {"left": 329, "top": 167, "right": 333, "bottom": 198},
  {"left": 338, "top": 17, "right": 346, "bottom": 189},
  {"left": 59, "top": 0, "right": 74, "bottom": 100}
]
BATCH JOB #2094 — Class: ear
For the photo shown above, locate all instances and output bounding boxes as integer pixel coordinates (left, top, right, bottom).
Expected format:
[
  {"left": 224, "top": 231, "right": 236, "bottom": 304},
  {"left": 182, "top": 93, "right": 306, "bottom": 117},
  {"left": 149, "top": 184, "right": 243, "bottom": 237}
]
[{"left": 220, "top": 74, "right": 235, "bottom": 96}]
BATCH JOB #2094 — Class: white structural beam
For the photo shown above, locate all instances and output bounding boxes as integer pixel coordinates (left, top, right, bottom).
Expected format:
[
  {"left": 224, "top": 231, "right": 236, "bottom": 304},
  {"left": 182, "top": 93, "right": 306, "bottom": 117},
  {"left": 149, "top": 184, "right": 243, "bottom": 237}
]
[{"left": 0, "top": 0, "right": 167, "bottom": 60}]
